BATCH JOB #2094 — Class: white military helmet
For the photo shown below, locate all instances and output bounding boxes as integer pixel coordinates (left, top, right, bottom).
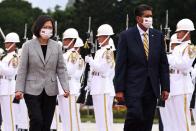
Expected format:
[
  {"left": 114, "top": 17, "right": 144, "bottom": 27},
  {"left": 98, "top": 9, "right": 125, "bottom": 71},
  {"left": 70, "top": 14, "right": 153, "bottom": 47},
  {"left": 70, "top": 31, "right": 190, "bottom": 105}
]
[
  {"left": 96, "top": 24, "right": 114, "bottom": 36},
  {"left": 176, "top": 18, "right": 195, "bottom": 32},
  {"left": 74, "top": 37, "right": 84, "bottom": 47},
  {"left": 4, "top": 32, "right": 20, "bottom": 43},
  {"left": 32, "top": 34, "right": 36, "bottom": 39},
  {"left": 63, "top": 28, "right": 79, "bottom": 40},
  {"left": 0, "top": 48, "right": 5, "bottom": 56},
  {"left": 108, "top": 38, "right": 116, "bottom": 51},
  {"left": 170, "top": 34, "right": 180, "bottom": 44},
  {"left": 169, "top": 33, "right": 180, "bottom": 51},
  {"left": 18, "top": 48, "right": 22, "bottom": 56},
  {"left": 57, "top": 41, "right": 63, "bottom": 47}
]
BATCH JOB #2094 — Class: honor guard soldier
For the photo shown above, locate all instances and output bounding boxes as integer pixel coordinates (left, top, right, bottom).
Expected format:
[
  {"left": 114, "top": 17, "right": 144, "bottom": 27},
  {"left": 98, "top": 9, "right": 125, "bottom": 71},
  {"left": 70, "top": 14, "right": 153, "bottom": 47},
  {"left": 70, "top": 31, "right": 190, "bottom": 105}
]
[
  {"left": 13, "top": 48, "right": 29, "bottom": 131},
  {"left": 0, "top": 32, "right": 20, "bottom": 131},
  {"left": 159, "top": 33, "right": 181, "bottom": 131},
  {"left": 85, "top": 24, "right": 115, "bottom": 131},
  {"left": 57, "top": 28, "right": 84, "bottom": 131},
  {"left": 161, "top": 19, "right": 195, "bottom": 131}
]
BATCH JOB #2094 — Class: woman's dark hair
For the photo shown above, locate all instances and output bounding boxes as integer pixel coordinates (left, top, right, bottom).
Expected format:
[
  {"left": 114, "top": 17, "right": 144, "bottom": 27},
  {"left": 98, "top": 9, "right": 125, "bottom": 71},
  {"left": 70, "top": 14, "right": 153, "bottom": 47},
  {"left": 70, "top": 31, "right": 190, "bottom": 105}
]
[
  {"left": 32, "top": 15, "right": 55, "bottom": 38},
  {"left": 134, "top": 4, "right": 152, "bottom": 17}
]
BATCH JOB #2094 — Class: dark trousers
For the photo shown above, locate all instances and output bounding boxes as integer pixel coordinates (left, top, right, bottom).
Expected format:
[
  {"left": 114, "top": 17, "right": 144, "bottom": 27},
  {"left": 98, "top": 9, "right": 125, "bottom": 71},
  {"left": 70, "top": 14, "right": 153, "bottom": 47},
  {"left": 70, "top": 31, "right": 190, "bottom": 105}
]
[
  {"left": 24, "top": 90, "right": 57, "bottom": 131},
  {"left": 124, "top": 78, "right": 157, "bottom": 131},
  {"left": 0, "top": 107, "right": 2, "bottom": 129}
]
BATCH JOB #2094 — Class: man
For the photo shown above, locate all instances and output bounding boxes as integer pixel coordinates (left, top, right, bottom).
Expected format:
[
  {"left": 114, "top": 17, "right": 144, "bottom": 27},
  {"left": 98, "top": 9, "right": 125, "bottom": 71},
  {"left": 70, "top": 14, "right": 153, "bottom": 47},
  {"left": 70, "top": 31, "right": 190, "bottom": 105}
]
[
  {"left": 0, "top": 32, "right": 20, "bottom": 131},
  {"left": 57, "top": 28, "right": 84, "bottom": 131},
  {"left": 114, "top": 4, "right": 170, "bottom": 131},
  {"left": 85, "top": 24, "right": 115, "bottom": 131}
]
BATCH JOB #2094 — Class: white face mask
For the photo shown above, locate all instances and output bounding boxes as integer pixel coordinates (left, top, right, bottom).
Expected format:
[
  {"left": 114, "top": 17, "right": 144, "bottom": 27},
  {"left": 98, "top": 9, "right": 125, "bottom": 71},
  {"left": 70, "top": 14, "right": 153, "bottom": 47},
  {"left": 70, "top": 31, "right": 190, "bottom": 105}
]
[
  {"left": 40, "top": 28, "right": 53, "bottom": 39},
  {"left": 142, "top": 17, "right": 153, "bottom": 29}
]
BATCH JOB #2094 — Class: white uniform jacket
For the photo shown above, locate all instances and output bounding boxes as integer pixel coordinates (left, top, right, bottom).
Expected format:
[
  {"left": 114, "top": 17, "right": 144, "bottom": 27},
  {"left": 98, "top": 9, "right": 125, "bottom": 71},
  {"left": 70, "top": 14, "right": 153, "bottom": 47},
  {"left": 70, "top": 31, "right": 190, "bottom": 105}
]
[
  {"left": 0, "top": 51, "right": 17, "bottom": 95},
  {"left": 88, "top": 46, "right": 115, "bottom": 96},
  {"left": 58, "top": 48, "right": 84, "bottom": 95},
  {"left": 168, "top": 40, "right": 194, "bottom": 96}
]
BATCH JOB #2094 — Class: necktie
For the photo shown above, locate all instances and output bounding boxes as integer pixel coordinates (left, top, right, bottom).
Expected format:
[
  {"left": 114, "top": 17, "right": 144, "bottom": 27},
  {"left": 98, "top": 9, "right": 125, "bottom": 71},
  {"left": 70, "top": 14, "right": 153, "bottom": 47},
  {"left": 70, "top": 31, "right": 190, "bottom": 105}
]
[{"left": 143, "top": 33, "right": 149, "bottom": 60}]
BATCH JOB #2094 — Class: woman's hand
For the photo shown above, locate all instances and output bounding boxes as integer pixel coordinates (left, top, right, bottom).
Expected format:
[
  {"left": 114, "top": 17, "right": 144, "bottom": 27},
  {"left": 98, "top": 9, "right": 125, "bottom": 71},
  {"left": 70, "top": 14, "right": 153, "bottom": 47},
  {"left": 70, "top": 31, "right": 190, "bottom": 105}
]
[
  {"left": 63, "top": 90, "right": 70, "bottom": 98},
  {"left": 15, "top": 91, "right": 24, "bottom": 100}
]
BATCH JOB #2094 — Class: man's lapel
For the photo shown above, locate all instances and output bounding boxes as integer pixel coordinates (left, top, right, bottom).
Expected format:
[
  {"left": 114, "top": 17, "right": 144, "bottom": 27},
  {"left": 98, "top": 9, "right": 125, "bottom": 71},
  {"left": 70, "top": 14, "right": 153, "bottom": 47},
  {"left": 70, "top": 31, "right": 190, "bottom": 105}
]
[
  {"left": 134, "top": 26, "right": 147, "bottom": 61},
  {"left": 148, "top": 29, "right": 155, "bottom": 62}
]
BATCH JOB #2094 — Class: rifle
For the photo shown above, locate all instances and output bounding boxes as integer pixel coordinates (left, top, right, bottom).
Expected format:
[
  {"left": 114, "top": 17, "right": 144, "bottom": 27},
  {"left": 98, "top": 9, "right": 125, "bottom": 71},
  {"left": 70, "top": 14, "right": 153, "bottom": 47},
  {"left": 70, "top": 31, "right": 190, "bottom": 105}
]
[
  {"left": 164, "top": 10, "right": 171, "bottom": 53},
  {"left": 23, "top": 23, "right": 28, "bottom": 42},
  {"left": 77, "top": 16, "right": 96, "bottom": 105},
  {"left": 0, "top": 27, "right": 5, "bottom": 40},
  {"left": 126, "top": 14, "right": 129, "bottom": 30},
  {"left": 54, "top": 21, "right": 60, "bottom": 41},
  {"left": 157, "top": 11, "right": 171, "bottom": 107}
]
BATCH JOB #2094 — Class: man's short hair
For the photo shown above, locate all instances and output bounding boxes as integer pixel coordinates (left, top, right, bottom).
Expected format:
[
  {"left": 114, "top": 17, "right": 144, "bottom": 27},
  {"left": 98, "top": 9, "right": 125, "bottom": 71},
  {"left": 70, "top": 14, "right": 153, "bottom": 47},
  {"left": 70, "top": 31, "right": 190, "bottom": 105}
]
[
  {"left": 32, "top": 15, "right": 55, "bottom": 38},
  {"left": 134, "top": 4, "right": 153, "bottom": 17}
]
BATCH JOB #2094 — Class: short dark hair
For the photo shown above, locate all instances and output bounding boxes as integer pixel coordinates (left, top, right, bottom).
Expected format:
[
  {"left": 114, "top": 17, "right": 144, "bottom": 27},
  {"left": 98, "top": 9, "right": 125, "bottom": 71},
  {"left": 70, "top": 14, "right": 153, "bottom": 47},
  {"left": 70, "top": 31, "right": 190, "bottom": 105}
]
[
  {"left": 32, "top": 15, "right": 55, "bottom": 38},
  {"left": 134, "top": 4, "right": 152, "bottom": 17}
]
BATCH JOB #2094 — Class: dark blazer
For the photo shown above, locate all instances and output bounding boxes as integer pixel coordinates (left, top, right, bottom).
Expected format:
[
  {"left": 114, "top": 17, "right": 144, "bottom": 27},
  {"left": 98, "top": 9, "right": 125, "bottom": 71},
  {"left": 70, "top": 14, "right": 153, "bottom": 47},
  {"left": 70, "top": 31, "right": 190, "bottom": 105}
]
[{"left": 114, "top": 26, "right": 170, "bottom": 98}]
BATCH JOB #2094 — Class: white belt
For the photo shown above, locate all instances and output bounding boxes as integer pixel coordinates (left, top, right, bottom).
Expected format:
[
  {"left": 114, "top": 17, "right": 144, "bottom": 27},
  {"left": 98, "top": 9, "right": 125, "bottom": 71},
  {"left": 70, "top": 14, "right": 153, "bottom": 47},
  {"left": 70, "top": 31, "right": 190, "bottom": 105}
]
[
  {"left": 92, "top": 71, "right": 100, "bottom": 76},
  {"left": 0, "top": 75, "right": 12, "bottom": 80},
  {"left": 169, "top": 69, "right": 187, "bottom": 76},
  {"left": 92, "top": 71, "right": 106, "bottom": 78}
]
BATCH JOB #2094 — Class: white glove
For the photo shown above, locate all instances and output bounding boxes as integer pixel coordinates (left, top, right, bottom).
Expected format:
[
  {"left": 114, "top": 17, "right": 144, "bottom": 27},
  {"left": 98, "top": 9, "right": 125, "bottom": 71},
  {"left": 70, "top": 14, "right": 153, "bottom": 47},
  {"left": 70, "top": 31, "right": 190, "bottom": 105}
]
[{"left": 85, "top": 56, "right": 93, "bottom": 63}]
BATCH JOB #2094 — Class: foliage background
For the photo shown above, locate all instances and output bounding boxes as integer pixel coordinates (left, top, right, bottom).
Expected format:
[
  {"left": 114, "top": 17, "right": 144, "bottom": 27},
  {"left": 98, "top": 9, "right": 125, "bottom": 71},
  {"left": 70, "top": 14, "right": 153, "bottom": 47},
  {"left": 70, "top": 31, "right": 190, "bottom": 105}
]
[{"left": 0, "top": 0, "right": 196, "bottom": 48}]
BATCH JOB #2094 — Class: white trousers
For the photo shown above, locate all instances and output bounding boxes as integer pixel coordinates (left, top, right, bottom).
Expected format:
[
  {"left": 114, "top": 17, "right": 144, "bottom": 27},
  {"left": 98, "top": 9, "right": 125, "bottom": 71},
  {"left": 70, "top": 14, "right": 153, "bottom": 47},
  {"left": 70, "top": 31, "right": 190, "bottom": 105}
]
[
  {"left": 92, "top": 94, "right": 114, "bottom": 131},
  {"left": 160, "top": 94, "right": 192, "bottom": 131},
  {"left": 0, "top": 95, "right": 16, "bottom": 131},
  {"left": 50, "top": 106, "right": 59, "bottom": 130},
  {"left": 58, "top": 95, "right": 81, "bottom": 131},
  {"left": 17, "top": 99, "right": 29, "bottom": 129}
]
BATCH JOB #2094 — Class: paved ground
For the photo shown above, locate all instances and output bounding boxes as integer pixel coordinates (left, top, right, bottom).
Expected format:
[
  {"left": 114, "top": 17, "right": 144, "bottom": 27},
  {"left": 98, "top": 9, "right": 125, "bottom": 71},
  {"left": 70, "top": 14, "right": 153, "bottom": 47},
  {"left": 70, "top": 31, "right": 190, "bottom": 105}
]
[
  {"left": 57, "top": 123, "right": 196, "bottom": 131},
  {"left": 2, "top": 122, "right": 195, "bottom": 130}
]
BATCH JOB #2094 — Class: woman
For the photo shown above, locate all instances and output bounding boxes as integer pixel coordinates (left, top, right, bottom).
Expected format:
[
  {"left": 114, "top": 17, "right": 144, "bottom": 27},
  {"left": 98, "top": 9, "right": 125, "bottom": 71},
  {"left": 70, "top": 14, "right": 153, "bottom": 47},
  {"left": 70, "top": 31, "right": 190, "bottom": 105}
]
[{"left": 15, "top": 15, "right": 69, "bottom": 131}]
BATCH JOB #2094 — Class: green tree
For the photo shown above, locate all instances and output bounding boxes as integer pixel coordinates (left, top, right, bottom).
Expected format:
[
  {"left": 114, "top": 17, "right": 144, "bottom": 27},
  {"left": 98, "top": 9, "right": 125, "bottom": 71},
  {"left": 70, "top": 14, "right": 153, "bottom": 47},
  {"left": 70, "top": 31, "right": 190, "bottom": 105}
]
[
  {"left": 0, "top": 0, "right": 43, "bottom": 47},
  {"left": 56, "top": 0, "right": 196, "bottom": 42}
]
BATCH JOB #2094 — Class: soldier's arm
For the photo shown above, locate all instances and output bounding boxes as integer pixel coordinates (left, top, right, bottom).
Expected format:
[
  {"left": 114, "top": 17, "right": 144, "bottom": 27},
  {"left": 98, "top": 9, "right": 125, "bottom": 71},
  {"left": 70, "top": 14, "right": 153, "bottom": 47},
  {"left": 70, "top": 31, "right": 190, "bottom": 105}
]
[{"left": 170, "top": 46, "right": 194, "bottom": 71}]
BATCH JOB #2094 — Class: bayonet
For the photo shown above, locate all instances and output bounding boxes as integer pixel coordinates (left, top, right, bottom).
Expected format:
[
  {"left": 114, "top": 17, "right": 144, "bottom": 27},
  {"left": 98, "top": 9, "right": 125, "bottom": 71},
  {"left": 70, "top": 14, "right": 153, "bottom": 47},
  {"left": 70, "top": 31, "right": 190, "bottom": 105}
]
[
  {"left": 0, "top": 27, "right": 5, "bottom": 40},
  {"left": 23, "top": 23, "right": 28, "bottom": 41},
  {"left": 164, "top": 10, "right": 171, "bottom": 53},
  {"left": 126, "top": 14, "right": 129, "bottom": 30},
  {"left": 87, "top": 16, "right": 91, "bottom": 35},
  {"left": 164, "top": 10, "right": 171, "bottom": 40},
  {"left": 54, "top": 21, "right": 60, "bottom": 41}
]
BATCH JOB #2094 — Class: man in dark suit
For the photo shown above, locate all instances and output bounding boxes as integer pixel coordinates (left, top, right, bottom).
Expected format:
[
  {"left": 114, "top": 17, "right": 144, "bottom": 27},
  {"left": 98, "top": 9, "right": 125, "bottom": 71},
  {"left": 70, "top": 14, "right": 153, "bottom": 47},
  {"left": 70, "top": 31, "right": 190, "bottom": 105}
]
[{"left": 114, "top": 4, "right": 170, "bottom": 131}]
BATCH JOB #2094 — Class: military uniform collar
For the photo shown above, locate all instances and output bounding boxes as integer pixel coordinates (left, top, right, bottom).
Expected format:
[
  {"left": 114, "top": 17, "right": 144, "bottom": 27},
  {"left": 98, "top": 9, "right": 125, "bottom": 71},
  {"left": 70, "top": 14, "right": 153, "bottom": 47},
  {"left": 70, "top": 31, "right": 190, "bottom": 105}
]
[
  {"left": 181, "top": 40, "right": 191, "bottom": 45},
  {"left": 7, "top": 51, "right": 16, "bottom": 55},
  {"left": 67, "top": 48, "right": 75, "bottom": 52},
  {"left": 101, "top": 44, "right": 111, "bottom": 49}
]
